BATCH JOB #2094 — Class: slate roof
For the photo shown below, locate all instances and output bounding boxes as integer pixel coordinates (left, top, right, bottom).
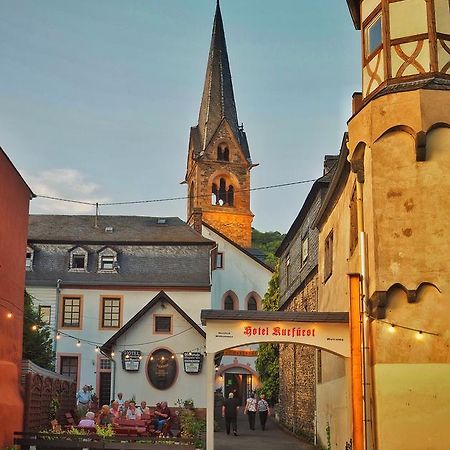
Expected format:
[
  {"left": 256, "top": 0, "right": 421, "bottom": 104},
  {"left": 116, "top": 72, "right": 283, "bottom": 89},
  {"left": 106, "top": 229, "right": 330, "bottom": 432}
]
[
  {"left": 192, "top": 1, "right": 251, "bottom": 163},
  {"left": 201, "top": 309, "right": 349, "bottom": 325},
  {"left": 26, "top": 215, "right": 214, "bottom": 288},
  {"left": 28, "top": 215, "right": 213, "bottom": 245},
  {"left": 101, "top": 291, "right": 206, "bottom": 354},
  {"left": 275, "top": 164, "right": 336, "bottom": 257}
]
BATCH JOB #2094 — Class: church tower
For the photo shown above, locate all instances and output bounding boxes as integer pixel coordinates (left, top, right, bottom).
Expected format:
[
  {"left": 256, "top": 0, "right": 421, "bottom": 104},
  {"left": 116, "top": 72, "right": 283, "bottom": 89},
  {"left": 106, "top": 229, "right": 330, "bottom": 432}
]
[{"left": 185, "top": 1, "right": 254, "bottom": 248}]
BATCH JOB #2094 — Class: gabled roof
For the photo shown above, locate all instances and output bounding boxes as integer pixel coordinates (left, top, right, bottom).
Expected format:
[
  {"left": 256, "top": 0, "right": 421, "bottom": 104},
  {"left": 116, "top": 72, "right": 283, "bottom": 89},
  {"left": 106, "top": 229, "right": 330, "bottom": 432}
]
[
  {"left": 202, "top": 221, "right": 274, "bottom": 273},
  {"left": 346, "top": 0, "right": 360, "bottom": 30},
  {"left": 314, "top": 134, "right": 351, "bottom": 229},
  {"left": 101, "top": 291, "right": 206, "bottom": 354},
  {"left": 0, "top": 146, "right": 35, "bottom": 199},
  {"left": 193, "top": 1, "right": 251, "bottom": 163}
]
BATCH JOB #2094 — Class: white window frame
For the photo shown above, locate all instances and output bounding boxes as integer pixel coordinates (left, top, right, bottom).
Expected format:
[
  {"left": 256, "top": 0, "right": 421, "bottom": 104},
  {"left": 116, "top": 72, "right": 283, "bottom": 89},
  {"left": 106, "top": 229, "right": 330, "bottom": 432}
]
[
  {"left": 25, "top": 246, "right": 34, "bottom": 271},
  {"left": 98, "top": 247, "right": 118, "bottom": 273},
  {"left": 365, "top": 13, "right": 382, "bottom": 57}
]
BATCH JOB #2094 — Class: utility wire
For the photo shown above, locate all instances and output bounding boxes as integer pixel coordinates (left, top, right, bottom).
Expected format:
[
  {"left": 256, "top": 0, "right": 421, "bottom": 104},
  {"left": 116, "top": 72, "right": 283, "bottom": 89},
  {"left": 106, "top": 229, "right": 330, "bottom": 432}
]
[{"left": 35, "top": 178, "right": 318, "bottom": 207}]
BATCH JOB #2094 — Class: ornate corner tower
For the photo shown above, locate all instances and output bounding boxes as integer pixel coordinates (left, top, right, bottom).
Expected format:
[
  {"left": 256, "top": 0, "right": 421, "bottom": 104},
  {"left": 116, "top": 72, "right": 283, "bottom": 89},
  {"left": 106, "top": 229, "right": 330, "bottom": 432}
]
[
  {"left": 346, "top": 0, "right": 450, "bottom": 100},
  {"left": 185, "top": 1, "right": 254, "bottom": 248}
]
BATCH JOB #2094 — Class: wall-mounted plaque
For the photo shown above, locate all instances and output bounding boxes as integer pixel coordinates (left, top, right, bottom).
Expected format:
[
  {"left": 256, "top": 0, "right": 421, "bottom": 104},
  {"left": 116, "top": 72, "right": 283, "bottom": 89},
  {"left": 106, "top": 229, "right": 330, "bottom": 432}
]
[
  {"left": 147, "top": 349, "right": 177, "bottom": 390},
  {"left": 183, "top": 352, "right": 203, "bottom": 374},
  {"left": 122, "top": 350, "right": 141, "bottom": 371}
]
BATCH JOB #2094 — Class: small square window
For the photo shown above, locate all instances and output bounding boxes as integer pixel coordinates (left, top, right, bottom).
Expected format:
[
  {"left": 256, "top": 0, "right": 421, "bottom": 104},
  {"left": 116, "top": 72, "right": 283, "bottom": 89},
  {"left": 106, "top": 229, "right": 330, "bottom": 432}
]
[
  {"left": 155, "top": 316, "right": 172, "bottom": 333},
  {"left": 366, "top": 14, "right": 382, "bottom": 56},
  {"left": 100, "top": 256, "right": 115, "bottom": 270},
  {"left": 25, "top": 251, "right": 34, "bottom": 271},
  {"left": 72, "top": 254, "right": 86, "bottom": 269}
]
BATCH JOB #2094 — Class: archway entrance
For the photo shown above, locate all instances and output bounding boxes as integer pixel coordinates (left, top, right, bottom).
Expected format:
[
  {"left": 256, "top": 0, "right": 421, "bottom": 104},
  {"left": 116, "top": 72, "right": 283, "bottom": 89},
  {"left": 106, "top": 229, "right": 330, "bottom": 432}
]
[{"left": 200, "top": 310, "right": 351, "bottom": 450}]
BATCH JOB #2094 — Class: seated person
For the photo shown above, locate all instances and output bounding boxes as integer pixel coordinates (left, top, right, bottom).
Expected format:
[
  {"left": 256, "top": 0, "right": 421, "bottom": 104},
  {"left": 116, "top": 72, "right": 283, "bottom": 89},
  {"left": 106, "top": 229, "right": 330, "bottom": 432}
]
[
  {"left": 126, "top": 401, "right": 141, "bottom": 420},
  {"left": 97, "top": 405, "right": 114, "bottom": 426},
  {"left": 110, "top": 401, "right": 121, "bottom": 419},
  {"left": 139, "top": 400, "right": 150, "bottom": 417},
  {"left": 78, "top": 411, "right": 95, "bottom": 428},
  {"left": 120, "top": 400, "right": 130, "bottom": 417},
  {"left": 154, "top": 401, "right": 171, "bottom": 431}
]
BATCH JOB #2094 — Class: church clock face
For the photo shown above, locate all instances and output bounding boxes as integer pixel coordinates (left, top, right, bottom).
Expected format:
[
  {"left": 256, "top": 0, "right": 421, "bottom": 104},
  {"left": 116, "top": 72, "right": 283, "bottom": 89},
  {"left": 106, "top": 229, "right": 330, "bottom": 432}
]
[{"left": 147, "top": 348, "right": 177, "bottom": 390}]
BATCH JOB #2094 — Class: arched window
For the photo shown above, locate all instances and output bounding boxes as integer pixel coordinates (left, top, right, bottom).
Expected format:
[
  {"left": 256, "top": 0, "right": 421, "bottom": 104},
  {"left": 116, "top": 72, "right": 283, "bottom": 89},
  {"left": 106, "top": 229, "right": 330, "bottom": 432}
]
[
  {"left": 247, "top": 297, "right": 257, "bottom": 311},
  {"left": 224, "top": 296, "right": 234, "bottom": 310},
  {"left": 217, "top": 144, "right": 230, "bottom": 161},
  {"left": 211, "top": 177, "right": 235, "bottom": 207}
]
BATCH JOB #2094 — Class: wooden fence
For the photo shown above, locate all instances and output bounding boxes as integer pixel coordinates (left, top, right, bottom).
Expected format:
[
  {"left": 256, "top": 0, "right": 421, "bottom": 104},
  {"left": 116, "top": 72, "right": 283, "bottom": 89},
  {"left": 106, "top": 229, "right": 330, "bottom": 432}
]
[{"left": 22, "top": 360, "right": 77, "bottom": 431}]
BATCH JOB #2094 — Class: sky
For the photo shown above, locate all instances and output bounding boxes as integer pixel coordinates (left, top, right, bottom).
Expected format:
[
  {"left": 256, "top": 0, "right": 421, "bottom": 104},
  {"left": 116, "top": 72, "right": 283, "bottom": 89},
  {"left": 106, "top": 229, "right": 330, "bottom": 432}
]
[{"left": 0, "top": 0, "right": 361, "bottom": 233}]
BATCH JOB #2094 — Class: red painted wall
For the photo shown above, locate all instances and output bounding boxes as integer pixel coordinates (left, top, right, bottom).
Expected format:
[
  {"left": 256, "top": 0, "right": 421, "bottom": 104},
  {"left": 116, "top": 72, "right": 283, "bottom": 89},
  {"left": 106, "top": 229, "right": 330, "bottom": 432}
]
[{"left": 0, "top": 150, "right": 31, "bottom": 447}]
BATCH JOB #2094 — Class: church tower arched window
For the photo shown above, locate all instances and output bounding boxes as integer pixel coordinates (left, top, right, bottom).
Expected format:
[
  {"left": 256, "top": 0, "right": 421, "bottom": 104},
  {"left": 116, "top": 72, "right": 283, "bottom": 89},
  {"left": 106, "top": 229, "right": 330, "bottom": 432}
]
[
  {"left": 217, "top": 144, "right": 229, "bottom": 161},
  {"left": 211, "top": 177, "right": 234, "bottom": 207}
]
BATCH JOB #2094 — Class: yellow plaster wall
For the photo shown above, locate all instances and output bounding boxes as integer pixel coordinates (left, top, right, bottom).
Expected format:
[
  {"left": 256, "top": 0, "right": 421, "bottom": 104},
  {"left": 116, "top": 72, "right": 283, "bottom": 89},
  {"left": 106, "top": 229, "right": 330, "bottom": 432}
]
[
  {"left": 437, "top": 39, "right": 450, "bottom": 72},
  {"left": 391, "top": 40, "right": 430, "bottom": 77},
  {"left": 361, "top": 0, "right": 381, "bottom": 22},
  {"left": 389, "top": 0, "right": 428, "bottom": 40},
  {"left": 434, "top": 0, "right": 450, "bottom": 35},
  {"left": 316, "top": 363, "right": 351, "bottom": 450},
  {"left": 373, "top": 364, "right": 450, "bottom": 450}
]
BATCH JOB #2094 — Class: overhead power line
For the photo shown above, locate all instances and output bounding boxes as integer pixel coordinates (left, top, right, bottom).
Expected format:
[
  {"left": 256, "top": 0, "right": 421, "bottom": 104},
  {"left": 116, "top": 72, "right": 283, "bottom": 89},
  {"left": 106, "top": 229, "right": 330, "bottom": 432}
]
[{"left": 35, "top": 178, "right": 318, "bottom": 208}]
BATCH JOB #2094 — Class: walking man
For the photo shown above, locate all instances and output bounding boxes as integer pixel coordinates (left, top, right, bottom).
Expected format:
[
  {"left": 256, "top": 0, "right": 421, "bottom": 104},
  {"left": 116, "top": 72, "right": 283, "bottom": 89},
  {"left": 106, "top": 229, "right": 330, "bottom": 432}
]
[
  {"left": 257, "top": 394, "right": 270, "bottom": 431},
  {"left": 222, "top": 392, "right": 239, "bottom": 436}
]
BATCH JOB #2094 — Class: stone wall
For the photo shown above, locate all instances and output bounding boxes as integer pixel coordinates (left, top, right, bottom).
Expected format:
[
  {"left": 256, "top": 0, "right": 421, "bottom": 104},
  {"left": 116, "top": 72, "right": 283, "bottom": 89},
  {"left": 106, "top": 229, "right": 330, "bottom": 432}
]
[{"left": 278, "top": 273, "right": 318, "bottom": 442}]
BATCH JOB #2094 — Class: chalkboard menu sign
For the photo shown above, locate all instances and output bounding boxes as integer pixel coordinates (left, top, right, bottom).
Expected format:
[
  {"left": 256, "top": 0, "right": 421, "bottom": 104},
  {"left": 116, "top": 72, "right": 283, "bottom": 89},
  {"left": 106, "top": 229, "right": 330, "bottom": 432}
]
[
  {"left": 122, "top": 350, "right": 141, "bottom": 371},
  {"left": 147, "top": 349, "right": 177, "bottom": 390},
  {"left": 183, "top": 352, "right": 203, "bottom": 374}
]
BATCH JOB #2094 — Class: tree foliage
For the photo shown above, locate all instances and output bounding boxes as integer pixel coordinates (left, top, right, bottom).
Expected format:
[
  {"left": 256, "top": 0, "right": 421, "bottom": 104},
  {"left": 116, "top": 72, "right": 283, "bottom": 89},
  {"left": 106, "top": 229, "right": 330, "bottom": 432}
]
[
  {"left": 23, "top": 290, "right": 55, "bottom": 370},
  {"left": 251, "top": 228, "right": 285, "bottom": 267},
  {"left": 255, "top": 262, "right": 280, "bottom": 404}
]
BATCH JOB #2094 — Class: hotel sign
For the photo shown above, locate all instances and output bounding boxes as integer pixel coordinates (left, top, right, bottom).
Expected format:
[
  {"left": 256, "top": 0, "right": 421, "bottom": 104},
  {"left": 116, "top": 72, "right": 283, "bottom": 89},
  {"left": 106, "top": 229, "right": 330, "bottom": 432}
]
[
  {"left": 122, "top": 350, "right": 141, "bottom": 371},
  {"left": 205, "top": 320, "right": 350, "bottom": 358},
  {"left": 183, "top": 352, "right": 203, "bottom": 374}
]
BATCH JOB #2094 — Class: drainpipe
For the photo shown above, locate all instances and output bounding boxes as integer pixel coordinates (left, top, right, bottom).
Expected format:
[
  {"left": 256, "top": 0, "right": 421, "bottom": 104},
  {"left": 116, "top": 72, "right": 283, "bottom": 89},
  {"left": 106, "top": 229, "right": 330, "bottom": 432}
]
[
  {"left": 54, "top": 279, "right": 62, "bottom": 354},
  {"left": 356, "top": 181, "right": 374, "bottom": 450}
]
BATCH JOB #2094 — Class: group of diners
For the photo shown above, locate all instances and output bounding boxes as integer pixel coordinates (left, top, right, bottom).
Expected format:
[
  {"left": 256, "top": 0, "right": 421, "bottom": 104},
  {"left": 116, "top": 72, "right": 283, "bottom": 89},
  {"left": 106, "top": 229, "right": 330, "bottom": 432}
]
[{"left": 77, "top": 392, "right": 171, "bottom": 433}]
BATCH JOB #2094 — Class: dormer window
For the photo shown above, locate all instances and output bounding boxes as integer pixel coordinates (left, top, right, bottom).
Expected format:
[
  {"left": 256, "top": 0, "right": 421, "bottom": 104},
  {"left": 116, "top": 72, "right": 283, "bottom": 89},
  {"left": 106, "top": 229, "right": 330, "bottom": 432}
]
[
  {"left": 25, "top": 246, "right": 34, "bottom": 271},
  {"left": 217, "top": 144, "right": 229, "bottom": 161},
  {"left": 69, "top": 247, "right": 88, "bottom": 272},
  {"left": 98, "top": 247, "right": 118, "bottom": 272}
]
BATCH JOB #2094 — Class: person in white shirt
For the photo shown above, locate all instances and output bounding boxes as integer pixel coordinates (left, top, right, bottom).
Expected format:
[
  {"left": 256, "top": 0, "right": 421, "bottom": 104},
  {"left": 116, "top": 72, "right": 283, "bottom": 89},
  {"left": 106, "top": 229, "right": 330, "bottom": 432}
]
[
  {"left": 126, "top": 401, "right": 141, "bottom": 420},
  {"left": 257, "top": 394, "right": 270, "bottom": 431},
  {"left": 244, "top": 392, "right": 257, "bottom": 430}
]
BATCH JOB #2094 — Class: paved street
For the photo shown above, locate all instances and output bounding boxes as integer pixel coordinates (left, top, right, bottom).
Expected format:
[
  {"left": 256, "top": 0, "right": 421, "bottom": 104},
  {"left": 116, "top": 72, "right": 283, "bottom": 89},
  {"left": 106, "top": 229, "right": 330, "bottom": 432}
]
[{"left": 214, "top": 410, "right": 317, "bottom": 450}]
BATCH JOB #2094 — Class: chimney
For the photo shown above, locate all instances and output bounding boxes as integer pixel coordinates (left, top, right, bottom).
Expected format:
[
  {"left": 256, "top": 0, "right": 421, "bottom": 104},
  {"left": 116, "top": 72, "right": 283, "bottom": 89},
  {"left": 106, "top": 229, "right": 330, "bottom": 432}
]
[
  {"left": 352, "top": 92, "right": 363, "bottom": 115},
  {"left": 190, "top": 208, "right": 203, "bottom": 234}
]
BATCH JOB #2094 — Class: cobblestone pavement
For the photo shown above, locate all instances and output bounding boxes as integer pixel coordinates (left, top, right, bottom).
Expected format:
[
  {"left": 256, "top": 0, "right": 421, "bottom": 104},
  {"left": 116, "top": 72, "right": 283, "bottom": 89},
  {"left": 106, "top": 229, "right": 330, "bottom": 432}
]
[{"left": 214, "top": 410, "right": 317, "bottom": 450}]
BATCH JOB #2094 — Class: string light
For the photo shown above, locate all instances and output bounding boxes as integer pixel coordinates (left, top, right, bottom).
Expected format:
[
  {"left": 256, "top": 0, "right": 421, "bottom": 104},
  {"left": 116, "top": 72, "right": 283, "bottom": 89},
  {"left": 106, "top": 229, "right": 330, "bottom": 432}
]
[
  {"left": 76, "top": 340, "right": 81, "bottom": 347},
  {"left": 6, "top": 312, "right": 13, "bottom": 319},
  {"left": 95, "top": 346, "right": 100, "bottom": 353},
  {"left": 388, "top": 324, "right": 396, "bottom": 333},
  {"left": 31, "top": 324, "right": 38, "bottom": 331},
  {"left": 416, "top": 331, "right": 424, "bottom": 340},
  {"left": 56, "top": 332, "right": 61, "bottom": 340},
  {"left": 374, "top": 316, "right": 438, "bottom": 338},
  {"left": 111, "top": 351, "right": 115, "bottom": 357}
]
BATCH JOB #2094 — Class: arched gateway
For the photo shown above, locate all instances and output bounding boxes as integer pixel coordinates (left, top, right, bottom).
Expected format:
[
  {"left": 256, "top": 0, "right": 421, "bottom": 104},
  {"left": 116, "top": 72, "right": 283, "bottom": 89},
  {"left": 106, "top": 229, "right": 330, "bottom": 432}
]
[{"left": 200, "top": 309, "right": 351, "bottom": 450}]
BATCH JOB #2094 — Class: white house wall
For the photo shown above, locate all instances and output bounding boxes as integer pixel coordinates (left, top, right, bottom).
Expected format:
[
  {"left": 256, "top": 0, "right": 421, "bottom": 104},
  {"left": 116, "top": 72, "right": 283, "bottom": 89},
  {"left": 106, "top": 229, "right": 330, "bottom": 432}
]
[
  {"left": 112, "top": 301, "right": 207, "bottom": 407},
  {"left": 55, "top": 288, "right": 210, "bottom": 391}
]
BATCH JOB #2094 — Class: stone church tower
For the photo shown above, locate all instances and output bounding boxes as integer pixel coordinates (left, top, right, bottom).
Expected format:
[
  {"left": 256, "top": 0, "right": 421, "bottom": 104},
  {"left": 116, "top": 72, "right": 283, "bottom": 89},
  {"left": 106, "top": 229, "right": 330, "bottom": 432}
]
[{"left": 185, "top": 1, "right": 254, "bottom": 248}]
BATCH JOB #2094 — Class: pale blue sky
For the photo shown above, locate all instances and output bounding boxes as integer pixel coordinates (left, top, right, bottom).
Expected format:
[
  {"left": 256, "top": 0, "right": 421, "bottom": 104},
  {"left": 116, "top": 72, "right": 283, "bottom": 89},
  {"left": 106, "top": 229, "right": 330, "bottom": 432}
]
[{"left": 0, "top": 0, "right": 360, "bottom": 232}]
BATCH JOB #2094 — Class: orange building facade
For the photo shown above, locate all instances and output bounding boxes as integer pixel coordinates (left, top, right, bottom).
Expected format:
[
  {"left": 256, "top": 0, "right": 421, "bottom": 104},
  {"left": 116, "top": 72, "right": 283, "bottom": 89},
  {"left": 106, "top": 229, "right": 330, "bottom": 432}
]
[{"left": 0, "top": 148, "right": 33, "bottom": 447}]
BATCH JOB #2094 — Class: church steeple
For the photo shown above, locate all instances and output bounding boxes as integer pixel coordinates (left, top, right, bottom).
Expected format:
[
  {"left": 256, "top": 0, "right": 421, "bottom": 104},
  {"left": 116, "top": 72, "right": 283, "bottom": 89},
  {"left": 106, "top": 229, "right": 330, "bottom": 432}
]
[
  {"left": 185, "top": 1, "right": 255, "bottom": 248},
  {"left": 197, "top": 0, "right": 242, "bottom": 154}
]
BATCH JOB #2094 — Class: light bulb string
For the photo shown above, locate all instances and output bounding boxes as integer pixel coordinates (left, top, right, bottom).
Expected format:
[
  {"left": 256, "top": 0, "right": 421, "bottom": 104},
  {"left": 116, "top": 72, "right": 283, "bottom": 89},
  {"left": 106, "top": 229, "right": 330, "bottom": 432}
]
[{"left": 367, "top": 314, "right": 439, "bottom": 336}]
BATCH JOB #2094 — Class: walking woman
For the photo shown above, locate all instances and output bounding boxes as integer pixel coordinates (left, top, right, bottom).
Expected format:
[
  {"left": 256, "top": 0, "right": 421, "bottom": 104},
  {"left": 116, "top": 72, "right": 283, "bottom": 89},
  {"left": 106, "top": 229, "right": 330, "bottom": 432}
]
[
  {"left": 244, "top": 392, "right": 257, "bottom": 430},
  {"left": 257, "top": 394, "right": 270, "bottom": 431}
]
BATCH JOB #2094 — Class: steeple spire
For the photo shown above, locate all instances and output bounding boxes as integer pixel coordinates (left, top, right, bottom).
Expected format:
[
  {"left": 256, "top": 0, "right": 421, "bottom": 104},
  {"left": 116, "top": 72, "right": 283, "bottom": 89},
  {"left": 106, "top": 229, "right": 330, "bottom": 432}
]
[{"left": 197, "top": 1, "right": 243, "bottom": 155}]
